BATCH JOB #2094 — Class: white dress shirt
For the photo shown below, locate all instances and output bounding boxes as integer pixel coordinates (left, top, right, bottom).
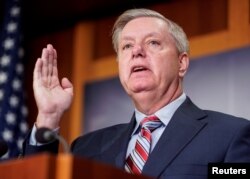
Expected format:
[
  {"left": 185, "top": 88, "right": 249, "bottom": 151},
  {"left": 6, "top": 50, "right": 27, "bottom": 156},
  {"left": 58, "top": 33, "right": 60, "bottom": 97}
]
[{"left": 126, "top": 93, "right": 186, "bottom": 158}]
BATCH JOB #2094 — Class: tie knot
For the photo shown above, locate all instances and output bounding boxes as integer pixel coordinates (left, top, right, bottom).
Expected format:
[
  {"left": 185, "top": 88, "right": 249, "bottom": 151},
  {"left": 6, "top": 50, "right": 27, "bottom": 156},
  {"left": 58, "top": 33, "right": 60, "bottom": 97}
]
[{"left": 140, "top": 115, "right": 162, "bottom": 132}]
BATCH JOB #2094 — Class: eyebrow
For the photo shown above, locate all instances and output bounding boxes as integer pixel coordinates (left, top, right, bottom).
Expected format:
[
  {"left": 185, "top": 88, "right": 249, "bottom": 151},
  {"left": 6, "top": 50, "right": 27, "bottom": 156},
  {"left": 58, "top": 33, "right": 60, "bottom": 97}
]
[{"left": 121, "top": 32, "right": 161, "bottom": 41}]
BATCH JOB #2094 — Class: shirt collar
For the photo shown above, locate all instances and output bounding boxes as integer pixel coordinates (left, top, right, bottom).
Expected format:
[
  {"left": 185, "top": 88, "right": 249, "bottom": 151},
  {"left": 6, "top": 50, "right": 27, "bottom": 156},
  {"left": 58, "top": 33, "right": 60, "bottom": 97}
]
[{"left": 132, "top": 93, "right": 187, "bottom": 135}]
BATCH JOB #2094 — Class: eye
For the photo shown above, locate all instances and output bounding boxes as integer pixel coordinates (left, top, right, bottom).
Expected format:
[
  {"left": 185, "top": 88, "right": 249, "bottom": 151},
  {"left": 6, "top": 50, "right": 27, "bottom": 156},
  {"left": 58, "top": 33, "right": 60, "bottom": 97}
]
[
  {"left": 122, "top": 43, "right": 132, "bottom": 50},
  {"left": 149, "top": 40, "right": 160, "bottom": 46}
]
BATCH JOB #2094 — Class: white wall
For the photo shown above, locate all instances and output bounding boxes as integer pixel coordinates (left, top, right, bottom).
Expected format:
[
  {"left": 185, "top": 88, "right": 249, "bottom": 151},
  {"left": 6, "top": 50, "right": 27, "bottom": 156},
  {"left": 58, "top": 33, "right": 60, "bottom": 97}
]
[{"left": 184, "top": 46, "right": 250, "bottom": 120}]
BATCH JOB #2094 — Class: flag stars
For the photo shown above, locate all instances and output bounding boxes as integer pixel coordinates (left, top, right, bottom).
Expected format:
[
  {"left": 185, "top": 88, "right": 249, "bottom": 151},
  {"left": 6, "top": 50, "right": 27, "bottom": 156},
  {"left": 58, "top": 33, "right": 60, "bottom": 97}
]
[
  {"left": 6, "top": 22, "right": 18, "bottom": 33},
  {"left": 0, "top": 90, "right": 4, "bottom": 100},
  {"left": 9, "top": 95, "right": 19, "bottom": 107},
  {"left": 17, "top": 137, "right": 24, "bottom": 150},
  {"left": 12, "top": 78, "right": 21, "bottom": 90},
  {"left": 21, "top": 106, "right": 28, "bottom": 117},
  {"left": 1, "top": 1, "right": 28, "bottom": 159},
  {"left": 16, "top": 63, "right": 23, "bottom": 74},
  {"left": 2, "top": 129, "right": 13, "bottom": 142},
  {"left": 0, "top": 54, "right": 11, "bottom": 66},
  {"left": 10, "top": 6, "right": 20, "bottom": 17},
  {"left": 18, "top": 48, "right": 24, "bottom": 58},
  {"left": 6, "top": 112, "right": 16, "bottom": 125},
  {"left": 20, "top": 122, "right": 28, "bottom": 133},
  {"left": 0, "top": 72, "right": 8, "bottom": 84},
  {"left": 3, "top": 38, "right": 15, "bottom": 50}
]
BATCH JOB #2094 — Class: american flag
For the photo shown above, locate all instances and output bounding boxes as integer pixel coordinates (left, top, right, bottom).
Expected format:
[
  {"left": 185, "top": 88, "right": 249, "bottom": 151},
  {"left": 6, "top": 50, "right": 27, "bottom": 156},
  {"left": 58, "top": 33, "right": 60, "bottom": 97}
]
[{"left": 0, "top": 0, "right": 29, "bottom": 160}]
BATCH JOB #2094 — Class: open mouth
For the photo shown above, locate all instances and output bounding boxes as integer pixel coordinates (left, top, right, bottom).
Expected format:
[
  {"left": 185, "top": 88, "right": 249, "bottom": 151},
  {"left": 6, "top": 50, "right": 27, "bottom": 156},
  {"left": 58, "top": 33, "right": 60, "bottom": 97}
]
[{"left": 132, "top": 66, "right": 148, "bottom": 73}]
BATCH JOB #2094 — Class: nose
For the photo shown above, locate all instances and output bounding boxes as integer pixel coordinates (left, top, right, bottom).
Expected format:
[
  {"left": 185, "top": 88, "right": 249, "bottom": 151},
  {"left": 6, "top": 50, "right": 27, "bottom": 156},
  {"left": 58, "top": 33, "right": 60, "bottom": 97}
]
[{"left": 132, "top": 44, "right": 145, "bottom": 59}]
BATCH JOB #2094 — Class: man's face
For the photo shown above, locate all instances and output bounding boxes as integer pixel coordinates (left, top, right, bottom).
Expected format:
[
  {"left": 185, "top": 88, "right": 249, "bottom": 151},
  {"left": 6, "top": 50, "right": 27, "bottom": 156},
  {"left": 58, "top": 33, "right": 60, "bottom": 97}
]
[{"left": 117, "top": 17, "right": 186, "bottom": 98}]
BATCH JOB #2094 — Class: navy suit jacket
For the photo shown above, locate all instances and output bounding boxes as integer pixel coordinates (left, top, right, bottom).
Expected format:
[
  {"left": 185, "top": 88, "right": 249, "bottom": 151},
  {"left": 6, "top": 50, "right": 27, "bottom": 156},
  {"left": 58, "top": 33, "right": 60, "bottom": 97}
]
[{"left": 23, "top": 97, "right": 250, "bottom": 179}]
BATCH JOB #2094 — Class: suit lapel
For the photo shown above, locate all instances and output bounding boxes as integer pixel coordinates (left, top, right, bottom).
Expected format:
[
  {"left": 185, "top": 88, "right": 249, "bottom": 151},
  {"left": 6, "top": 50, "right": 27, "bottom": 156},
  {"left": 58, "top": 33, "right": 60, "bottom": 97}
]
[
  {"left": 142, "top": 97, "right": 208, "bottom": 177},
  {"left": 99, "top": 114, "right": 136, "bottom": 169}
]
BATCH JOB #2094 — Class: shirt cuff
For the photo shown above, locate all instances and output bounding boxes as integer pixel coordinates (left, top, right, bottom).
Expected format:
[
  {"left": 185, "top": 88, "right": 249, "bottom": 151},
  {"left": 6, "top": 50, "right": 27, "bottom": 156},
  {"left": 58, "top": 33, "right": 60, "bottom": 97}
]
[{"left": 29, "top": 124, "right": 60, "bottom": 146}]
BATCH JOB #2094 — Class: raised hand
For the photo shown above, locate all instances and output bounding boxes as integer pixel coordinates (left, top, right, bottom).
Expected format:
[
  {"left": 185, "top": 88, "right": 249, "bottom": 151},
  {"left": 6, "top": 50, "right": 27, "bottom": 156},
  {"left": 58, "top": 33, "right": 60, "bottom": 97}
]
[{"left": 33, "top": 44, "right": 73, "bottom": 129}]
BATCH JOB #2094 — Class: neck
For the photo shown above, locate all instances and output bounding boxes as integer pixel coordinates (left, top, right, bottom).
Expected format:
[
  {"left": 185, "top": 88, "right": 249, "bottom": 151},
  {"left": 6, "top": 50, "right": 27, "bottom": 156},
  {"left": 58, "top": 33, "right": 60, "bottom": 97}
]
[{"left": 132, "top": 83, "right": 183, "bottom": 115}]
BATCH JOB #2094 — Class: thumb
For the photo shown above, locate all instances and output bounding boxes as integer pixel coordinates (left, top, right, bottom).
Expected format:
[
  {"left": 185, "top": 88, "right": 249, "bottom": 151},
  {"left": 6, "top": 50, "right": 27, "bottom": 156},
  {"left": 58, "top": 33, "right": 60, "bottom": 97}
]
[{"left": 61, "top": 77, "right": 73, "bottom": 95}]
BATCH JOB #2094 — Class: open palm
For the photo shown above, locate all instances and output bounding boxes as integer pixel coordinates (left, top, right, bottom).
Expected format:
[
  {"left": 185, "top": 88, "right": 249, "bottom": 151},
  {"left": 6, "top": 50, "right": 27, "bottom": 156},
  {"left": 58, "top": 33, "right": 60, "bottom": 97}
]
[{"left": 33, "top": 44, "right": 73, "bottom": 129}]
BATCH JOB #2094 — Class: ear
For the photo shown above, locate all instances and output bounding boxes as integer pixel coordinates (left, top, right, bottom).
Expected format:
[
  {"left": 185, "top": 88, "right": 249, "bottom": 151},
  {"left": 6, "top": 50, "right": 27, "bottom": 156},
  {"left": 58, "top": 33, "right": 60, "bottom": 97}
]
[{"left": 178, "top": 52, "right": 189, "bottom": 77}]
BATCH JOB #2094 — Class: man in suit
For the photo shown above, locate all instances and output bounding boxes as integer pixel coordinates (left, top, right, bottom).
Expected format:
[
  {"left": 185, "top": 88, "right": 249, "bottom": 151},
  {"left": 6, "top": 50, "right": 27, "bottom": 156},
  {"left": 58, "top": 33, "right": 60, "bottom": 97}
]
[{"left": 23, "top": 8, "right": 250, "bottom": 178}]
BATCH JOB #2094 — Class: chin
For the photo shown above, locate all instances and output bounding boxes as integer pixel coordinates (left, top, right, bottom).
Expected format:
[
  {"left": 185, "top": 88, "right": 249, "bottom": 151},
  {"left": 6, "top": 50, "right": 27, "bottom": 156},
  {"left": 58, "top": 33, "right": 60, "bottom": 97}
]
[
  {"left": 130, "top": 85, "right": 153, "bottom": 93},
  {"left": 125, "top": 80, "right": 155, "bottom": 93}
]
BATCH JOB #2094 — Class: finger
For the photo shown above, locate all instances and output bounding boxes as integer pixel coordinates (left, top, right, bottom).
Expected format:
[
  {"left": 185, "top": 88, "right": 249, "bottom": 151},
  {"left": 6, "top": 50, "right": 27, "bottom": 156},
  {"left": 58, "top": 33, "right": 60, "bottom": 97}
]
[
  {"left": 41, "top": 48, "right": 49, "bottom": 83},
  {"left": 33, "top": 58, "right": 42, "bottom": 83},
  {"left": 52, "top": 48, "right": 58, "bottom": 77},
  {"left": 47, "top": 44, "right": 54, "bottom": 84}
]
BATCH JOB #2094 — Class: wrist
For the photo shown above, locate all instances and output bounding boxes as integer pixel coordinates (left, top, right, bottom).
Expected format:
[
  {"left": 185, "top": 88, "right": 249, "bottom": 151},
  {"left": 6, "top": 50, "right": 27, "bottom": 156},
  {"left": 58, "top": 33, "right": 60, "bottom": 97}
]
[{"left": 36, "top": 112, "right": 60, "bottom": 129}]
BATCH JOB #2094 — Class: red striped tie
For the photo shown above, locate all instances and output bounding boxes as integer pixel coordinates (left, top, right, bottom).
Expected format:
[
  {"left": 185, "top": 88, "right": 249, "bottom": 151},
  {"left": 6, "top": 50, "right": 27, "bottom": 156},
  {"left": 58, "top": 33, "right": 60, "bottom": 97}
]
[{"left": 125, "top": 116, "right": 162, "bottom": 174}]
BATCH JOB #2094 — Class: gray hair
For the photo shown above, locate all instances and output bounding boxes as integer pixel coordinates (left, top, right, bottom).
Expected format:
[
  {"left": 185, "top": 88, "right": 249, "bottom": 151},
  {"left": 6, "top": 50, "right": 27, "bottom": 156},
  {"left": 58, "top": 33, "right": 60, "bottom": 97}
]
[{"left": 112, "top": 8, "right": 189, "bottom": 54}]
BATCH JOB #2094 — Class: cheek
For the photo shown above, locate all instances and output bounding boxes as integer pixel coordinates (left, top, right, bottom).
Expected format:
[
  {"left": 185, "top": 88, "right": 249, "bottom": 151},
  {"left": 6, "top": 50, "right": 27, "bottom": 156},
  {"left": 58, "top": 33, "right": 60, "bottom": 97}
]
[
  {"left": 155, "top": 58, "right": 179, "bottom": 79},
  {"left": 118, "top": 61, "right": 128, "bottom": 81},
  {"left": 118, "top": 63, "right": 130, "bottom": 92}
]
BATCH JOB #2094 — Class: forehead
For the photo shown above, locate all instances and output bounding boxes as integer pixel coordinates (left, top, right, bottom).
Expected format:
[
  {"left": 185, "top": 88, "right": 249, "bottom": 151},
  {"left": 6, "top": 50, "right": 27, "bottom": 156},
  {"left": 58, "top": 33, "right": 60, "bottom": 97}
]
[{"left": 120, "top": 17, "right": 168, "bottom": 38}]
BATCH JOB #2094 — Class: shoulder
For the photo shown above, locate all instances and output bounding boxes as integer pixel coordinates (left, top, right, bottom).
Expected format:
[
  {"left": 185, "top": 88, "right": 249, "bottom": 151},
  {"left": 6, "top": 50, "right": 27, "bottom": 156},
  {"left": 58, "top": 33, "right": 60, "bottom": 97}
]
[
  {"left": 204, "top": 110, "right": 250, "bottom": 125},
  {"left": 84, "top": 123, "right": 129, "bottom": 139},
  {"left": 183, "top": 97, "right": 250, "bottom": 134},
  {"left": 75, "top": 123, "right": 128, "bottom": 142},
  {"left": 202, "top": 110, "right": 250, "bottom": 138},
  {"left": 184, "top": 96, "right": 250, "bottom": 128},
  {"left": 70, "top": 123, "right": 129, "bottom": 154}
]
